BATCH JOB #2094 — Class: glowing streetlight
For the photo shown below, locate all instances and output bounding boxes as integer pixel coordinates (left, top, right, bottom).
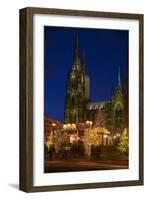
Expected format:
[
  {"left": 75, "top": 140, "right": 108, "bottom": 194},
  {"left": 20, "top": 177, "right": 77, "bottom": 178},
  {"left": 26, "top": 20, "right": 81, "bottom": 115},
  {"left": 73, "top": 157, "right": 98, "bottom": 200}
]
[
  {"left": 63, "top": 124, "right": 67, "bottom": 129},
  {"left": 51, "top": 122, "right": 56, "bottom": 141},
  {"left": 63, "top": 123, "right": 77, "bottom": 130},
  {"left": 86, "top": 120, "right": 93, "bottom": 126},
  {"left": 52, "top": 122, "right": 56, "bottom": 127},
  {"left": 103, "top": 135, "right": 108, "bottom": 138},
  {"left": 113, "top": 135, "right": 116, "bottom": 145},
  {"left": 103, "top": 134, "right": 108, "bottom": 146},
  {"left": 116, "top": 133, "right": 121, "bottom": 137}
]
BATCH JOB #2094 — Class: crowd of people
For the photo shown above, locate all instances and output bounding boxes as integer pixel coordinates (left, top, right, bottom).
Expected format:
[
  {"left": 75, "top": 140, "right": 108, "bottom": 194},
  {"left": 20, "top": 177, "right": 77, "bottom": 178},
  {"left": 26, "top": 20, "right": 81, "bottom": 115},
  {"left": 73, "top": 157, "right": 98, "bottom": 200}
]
[{"left": 45, "top": 140, "right": 102, "bottom": 160}]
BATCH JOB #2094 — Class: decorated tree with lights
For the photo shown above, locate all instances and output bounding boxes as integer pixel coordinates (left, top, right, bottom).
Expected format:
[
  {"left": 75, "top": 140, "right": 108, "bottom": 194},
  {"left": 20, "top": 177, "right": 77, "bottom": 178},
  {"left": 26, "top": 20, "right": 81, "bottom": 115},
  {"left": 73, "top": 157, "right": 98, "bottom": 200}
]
[
  {"left": 87, "top": 128, "right": 99, "bottom": 146},
  {"left": 61, "top": 132, "right": 69, "bottom": 147},
  {"left": 46, "top": 136, "right": 53, "bottom": 150},
  {"left": 117, "top": 128, "right": 128, "bottom": 156},
  {"left": 94, "top": 109, "right": 105, "bottom": 127}
]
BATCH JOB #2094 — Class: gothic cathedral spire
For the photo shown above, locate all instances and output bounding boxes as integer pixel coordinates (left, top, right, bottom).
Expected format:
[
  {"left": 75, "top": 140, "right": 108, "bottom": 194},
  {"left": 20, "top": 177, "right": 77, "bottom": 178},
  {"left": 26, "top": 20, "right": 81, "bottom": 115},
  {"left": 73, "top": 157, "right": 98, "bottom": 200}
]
[
  {"left": 117, "top": 65, "right": 121, "bottom": 89},
  {"left": 82, "top": 51, "right": 86, "bottom": 73},
  {"left": 72, "top": 32, "right": 81, "bottom": 70},
  {"left": 64, "top": 33, "right": 87, "bottom": 123}
]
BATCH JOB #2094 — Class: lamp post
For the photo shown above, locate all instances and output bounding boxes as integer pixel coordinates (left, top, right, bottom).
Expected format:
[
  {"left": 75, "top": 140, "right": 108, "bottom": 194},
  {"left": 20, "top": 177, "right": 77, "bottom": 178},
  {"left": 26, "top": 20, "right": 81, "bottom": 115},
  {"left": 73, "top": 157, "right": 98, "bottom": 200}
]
[
  {"left": 51, "top": 122, "right": 56, "bottom": 142},
  {"left": 85, "top": 120, "right": 93, "bottom": 157},
  {"left": 86, "top": 120, "right": 93, "bottom": 138},
  {"left": 103, "top": 134, "right": 108, "bottom": 146},
  {"left": 113, "top": 135, "right": 116, "bottom": 145},
  {"left": 115, "top": 133, "right": 120, "bottom": 143}
]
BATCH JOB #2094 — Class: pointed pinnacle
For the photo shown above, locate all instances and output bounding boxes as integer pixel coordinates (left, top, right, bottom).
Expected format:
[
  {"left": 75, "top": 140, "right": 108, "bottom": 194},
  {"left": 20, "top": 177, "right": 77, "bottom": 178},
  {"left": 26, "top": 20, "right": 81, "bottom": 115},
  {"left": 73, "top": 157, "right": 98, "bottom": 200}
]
[{"left": 118, "top": 65, "right": 121, "bottom": 88}]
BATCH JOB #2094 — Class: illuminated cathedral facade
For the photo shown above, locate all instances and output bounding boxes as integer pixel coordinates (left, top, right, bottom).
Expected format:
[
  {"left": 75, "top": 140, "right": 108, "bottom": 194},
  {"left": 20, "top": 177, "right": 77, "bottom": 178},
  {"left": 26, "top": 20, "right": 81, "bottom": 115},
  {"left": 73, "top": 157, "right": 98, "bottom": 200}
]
[{"left": 64, "top": 33, "right": 126, "bottom": 134}]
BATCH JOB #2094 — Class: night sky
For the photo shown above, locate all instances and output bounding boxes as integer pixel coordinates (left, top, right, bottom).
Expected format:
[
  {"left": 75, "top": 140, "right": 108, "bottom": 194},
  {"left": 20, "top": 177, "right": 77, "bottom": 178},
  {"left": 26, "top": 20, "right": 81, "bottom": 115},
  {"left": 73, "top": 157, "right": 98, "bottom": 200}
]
[{"left": 44, "top": 26, "right": 128, "bottom": 122}]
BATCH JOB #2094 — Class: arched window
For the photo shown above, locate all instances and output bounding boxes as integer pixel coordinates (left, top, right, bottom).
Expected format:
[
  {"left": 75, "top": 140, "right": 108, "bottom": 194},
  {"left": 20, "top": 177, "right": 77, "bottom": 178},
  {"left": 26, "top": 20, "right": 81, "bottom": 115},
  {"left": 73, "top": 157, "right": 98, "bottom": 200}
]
[{"left": 115, "top": 104, "right": 123, "bottom": 125}]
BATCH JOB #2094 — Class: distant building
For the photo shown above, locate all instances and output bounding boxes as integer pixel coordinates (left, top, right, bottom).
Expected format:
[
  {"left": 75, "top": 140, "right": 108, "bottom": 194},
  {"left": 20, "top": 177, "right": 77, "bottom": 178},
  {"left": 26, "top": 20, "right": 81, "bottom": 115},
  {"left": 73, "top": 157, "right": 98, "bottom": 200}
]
[{"left": 64, "top": 33, "right": 127, "bottom": 134}]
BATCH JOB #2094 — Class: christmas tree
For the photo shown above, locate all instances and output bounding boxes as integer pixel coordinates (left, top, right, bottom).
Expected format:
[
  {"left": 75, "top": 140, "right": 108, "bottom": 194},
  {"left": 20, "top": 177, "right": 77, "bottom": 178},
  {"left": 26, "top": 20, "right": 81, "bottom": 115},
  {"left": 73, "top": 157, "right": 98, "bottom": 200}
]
[
  {"left": 117, "top": 128, "right": 128, "bottom": 155},
  {"left": 95, "top": 108, "right": 105, "bottom": 127},
  {"left": 87, "top": 129, "right": 99, "bottom": 146}
]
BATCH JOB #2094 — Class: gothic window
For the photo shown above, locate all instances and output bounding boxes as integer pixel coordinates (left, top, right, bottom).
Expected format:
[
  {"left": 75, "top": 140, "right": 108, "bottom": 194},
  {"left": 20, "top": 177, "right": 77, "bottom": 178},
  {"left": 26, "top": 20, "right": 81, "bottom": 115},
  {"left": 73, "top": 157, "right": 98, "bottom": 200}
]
[
  {"left": 115, "top": 104, "right": 123, "bottom": 125},
  {"left": 81, "top": 75, "right": 84, "bottom": 83},
  {"left": 71, "top": 73, "right": 75, "bottom": 79},
  {"left": 71, "top": 91, "right": 75, "bottom": 96}
]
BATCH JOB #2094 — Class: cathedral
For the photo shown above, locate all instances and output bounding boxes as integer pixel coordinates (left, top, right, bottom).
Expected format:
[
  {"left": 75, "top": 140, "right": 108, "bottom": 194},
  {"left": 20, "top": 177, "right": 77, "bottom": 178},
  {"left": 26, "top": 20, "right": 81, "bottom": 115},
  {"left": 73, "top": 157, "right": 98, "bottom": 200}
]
[{"left": 64, "top": 33, "right": 126, "bottom": 134}]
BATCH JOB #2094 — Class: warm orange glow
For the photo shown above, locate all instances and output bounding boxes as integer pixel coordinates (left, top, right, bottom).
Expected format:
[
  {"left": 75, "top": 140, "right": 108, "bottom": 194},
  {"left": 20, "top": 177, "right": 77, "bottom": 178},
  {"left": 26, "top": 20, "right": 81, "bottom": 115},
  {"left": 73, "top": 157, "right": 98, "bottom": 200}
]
[
  {"left": 89, "top": 121, "right": 93, "bottom": 125},
  {"left": 52, "top": 122, "right": 56, "bottom": 127},
  {"left": 86, "top": 120, "right": 93, "bottom": 125},
  {"left": 103, "top": 135, "right": 108, "bottom": 138}
]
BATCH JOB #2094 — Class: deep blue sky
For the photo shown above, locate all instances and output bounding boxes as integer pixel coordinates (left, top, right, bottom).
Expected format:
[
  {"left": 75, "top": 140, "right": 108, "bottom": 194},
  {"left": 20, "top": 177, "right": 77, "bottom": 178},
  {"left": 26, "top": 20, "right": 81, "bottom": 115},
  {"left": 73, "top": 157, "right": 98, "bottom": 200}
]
[{"left": 44, "top": 26, "right": 128, "bottom": 122}]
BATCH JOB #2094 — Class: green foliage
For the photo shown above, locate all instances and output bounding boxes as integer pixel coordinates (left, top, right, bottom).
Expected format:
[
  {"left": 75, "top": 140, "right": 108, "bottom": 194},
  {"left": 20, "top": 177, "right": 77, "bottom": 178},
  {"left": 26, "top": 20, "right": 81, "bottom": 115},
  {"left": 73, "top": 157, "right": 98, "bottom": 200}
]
[{"left": 117, "top": 128, "right": 128, "bottom": 155}]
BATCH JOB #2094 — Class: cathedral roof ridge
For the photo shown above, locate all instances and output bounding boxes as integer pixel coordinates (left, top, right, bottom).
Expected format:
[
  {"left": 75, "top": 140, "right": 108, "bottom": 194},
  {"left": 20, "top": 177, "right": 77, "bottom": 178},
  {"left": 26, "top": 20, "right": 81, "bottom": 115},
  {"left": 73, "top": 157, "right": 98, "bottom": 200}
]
[{"left": 87, "top": 99, "right": 111, "bottom": 105}]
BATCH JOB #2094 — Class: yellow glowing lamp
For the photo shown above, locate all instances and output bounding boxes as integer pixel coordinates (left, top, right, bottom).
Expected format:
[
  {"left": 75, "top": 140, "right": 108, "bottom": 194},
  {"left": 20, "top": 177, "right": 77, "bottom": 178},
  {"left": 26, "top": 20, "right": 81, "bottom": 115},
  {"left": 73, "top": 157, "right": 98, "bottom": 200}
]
[
  {"left": 63, "top": 124, "right": 67, "bottom": 129},
  {"left": 103, "top": 135, "right": 108, "bottom": 138},
  {"left": 52, "top": 122, "right": 56, "bottom": 127},
  {"left": 72, "top": 123, "right": 76, "bottom": 128},
  {"left": 89, "top": 121, "right": 93, "bottom": 125}
]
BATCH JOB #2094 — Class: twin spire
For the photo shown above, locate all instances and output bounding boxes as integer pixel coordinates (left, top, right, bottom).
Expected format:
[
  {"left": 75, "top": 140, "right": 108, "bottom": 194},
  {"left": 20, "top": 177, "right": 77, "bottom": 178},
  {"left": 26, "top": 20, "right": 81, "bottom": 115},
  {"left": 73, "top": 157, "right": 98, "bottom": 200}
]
[
  {"left": 72, "top": 32, "right": 86, "bottom": 71},
  {"left": 72, "top": 32, "right": 122, "bottom": 91}
]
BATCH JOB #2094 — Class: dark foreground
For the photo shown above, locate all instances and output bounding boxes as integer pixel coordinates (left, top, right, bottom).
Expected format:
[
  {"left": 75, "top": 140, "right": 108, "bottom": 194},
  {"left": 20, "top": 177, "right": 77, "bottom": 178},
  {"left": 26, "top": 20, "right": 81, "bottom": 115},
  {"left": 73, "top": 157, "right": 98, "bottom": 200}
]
[{"left": 44, "top": 159, "right": 128, "bottom": 173}]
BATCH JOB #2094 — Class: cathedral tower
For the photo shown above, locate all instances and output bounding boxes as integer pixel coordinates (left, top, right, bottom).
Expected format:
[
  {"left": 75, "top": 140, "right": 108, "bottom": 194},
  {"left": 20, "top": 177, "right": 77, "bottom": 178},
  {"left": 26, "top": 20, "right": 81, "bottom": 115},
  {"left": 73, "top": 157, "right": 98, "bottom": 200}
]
[
  {"left": 112, "top": 66, "right": 124, "bottom": 133},
  {"left": 64, "top": 33, "right": 89, "bottom": 123}
]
